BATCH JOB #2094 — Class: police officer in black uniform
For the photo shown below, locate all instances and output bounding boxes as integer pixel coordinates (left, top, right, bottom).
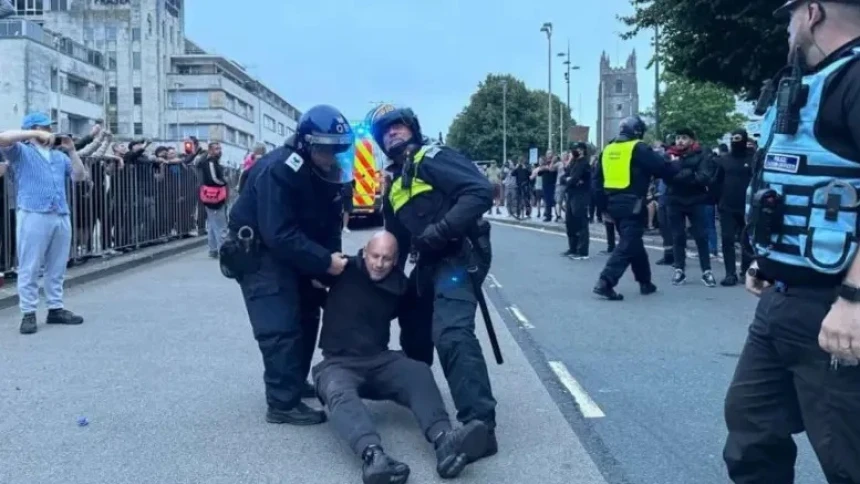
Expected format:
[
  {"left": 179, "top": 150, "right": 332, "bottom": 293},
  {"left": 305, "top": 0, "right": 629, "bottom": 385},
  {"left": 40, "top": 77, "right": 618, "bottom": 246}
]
[
  {"left": 592, "top": 116, "right": 678, "bottom": 301},
  {"left": 370, "top": 104, "right": 499, "bottom": 463},
  {"left": 561, "top": 142, "right": 592, "bottom": 259},
  {"left": 221, "top": 105, "right": 354, "bottom": 426},
  {"left": 724, "top": 1, "right": 860, "bottom": 482}
]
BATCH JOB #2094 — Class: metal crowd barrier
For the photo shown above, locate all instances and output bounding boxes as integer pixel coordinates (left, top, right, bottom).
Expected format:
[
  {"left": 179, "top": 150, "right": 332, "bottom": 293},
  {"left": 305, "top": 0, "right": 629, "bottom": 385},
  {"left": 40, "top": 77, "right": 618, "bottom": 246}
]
[{"left": 0, "top": 156, "right": 242, "bottom": 278}]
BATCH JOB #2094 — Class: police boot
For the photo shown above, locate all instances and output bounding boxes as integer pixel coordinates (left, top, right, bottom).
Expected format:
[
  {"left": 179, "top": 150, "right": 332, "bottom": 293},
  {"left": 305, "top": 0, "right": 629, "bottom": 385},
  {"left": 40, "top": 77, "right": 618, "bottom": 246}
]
[
  {"left": 434, "top": 420, "right": 490, "bottom": 479},
  {"left": 720, "top": 274, "right": 738, "bottom": 287},
  {"left": 301, "top": 380, "right": 316, "bottom": 399},
  {"left": 639, "top": 282, "right": 657, "bottom": 295},
  {"left": 593, "top": 279, "right": 623, "bottom": 301},
  {"left": 466, "top": 427, "right": 498, "bottom": 464},
  {"left": 265, "top": 402, "right": 326, "bottom": 426},
  {"left": 361, "top": 445, "right": 410, "bottom": 484}
]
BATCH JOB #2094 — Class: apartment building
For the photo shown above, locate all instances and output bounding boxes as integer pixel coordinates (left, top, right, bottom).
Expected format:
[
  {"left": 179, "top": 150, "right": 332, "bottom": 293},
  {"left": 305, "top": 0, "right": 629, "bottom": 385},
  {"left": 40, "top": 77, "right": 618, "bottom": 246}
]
[{"left": 0, "top": 0, "right": 300, "bottom": 166}]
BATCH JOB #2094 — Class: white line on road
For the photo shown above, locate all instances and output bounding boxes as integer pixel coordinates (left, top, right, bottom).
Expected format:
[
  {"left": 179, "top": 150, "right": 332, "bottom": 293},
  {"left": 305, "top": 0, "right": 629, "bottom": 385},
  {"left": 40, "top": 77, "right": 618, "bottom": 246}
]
[
  {"left": 508, "top": 305, "right": 534, "bottom": 328},
  {"left": 491, "top": 220, "right": 666, "bottom": 252},
  {"left": 548, "top": 361, "right": 606, "bottom": 419},
  {"left": 487, "top": 273, "right": 502, "bottom": 288}
]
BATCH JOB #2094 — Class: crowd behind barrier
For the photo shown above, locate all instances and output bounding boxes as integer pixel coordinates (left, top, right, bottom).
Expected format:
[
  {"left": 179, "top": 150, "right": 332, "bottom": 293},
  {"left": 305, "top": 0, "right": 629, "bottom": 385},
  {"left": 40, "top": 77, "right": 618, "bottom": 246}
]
[{"left": 0, "top": 144, "right": 242, "bottom": 281}]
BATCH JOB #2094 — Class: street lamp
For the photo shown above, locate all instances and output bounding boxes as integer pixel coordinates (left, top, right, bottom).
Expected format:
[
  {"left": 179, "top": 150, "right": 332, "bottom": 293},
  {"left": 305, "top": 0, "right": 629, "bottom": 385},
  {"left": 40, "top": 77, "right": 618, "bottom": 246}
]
[
  {"left": 540, "top": 22, "right": 552, "bottom": 154},
  {"left": 501, "top": 80, "right": 507, "bottom": 165},
  {"left": 557, "top": 40, "right": 580, "bottom": 149}
]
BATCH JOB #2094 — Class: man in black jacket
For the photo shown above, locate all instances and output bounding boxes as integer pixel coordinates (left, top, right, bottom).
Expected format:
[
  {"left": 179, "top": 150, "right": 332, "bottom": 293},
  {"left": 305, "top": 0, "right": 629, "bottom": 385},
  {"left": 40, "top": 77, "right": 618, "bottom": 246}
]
[
  {"left": 665, "top": 128, "right": 718, "bottom": 287},
  {"left": 561, "top": 142, "right": 592, "bottom": 259},
  {"left": 314, "top": 231, "right": 490, "bottom": 484},
  {"left": 714, "top": 129, "right": 753, "bottom": 286}
]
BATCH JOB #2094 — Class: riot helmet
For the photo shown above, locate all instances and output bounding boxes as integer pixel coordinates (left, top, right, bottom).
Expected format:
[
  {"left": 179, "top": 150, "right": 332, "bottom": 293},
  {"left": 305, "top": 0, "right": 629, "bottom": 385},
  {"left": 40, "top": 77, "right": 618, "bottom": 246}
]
[
  {"left": 368, "top": 104, "right": 423, "bottom": 161},
  {"left": 618, "top": 115, "right": 647, "bottom": 140},
  {"left": 295, "top": 105, "right": 355, "bottom": 184}
]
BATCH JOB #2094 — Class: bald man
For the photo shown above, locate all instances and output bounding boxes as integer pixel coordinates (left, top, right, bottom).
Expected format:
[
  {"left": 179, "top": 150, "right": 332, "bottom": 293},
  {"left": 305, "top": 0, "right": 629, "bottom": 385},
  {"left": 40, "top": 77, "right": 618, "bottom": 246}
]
[{"left": 312, "top": 231, "right": 489, "bottom": 484}]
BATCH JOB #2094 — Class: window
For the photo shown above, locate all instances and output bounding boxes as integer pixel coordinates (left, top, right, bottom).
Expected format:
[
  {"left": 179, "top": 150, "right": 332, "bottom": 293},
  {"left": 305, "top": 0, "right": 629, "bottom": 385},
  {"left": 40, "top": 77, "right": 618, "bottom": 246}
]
[
  {"left": 105, "top": 26, "right": 117, "bottom": 42},
  {"left": 50, "top": 68, "right": 58, "bottom": 92},
  {"left": 132, "top": 28, "right": 141, "bottom": 42},
  {"left": 263, "top": 115, "right": 276, "bottom": 132},
  {"left": 169, "top": 90, "right": 210, "bottom": 109},
  {"left": 616, "top": 104, "right": 623, "bottom": 112},
  {"left": 277, "top": 122, "right": 284, "bottom": 136},
  {"left": 134, "top": 123, "right": 143, "bottom": 136},
  {"left": 169, "top": 124, "right": 211, "bottom": 140},
  {"left": 107, "top": 52, "right": 117, "bottom": 71},
  {"left": 132, "top": 52, "right": 141, "bottom": 70},
  {"left": 147, "top": 15, "right": 153, "bottom": 35},
  {"left": 133, "top": 88, "right": 142, "bottom": 105},
  {"left": 14, "top": 0, "right": 44, "bottom": 15},
  {"left": 109, "top": 121, "right": 118, "bottom": 134},
  {"left": 50, "top": 0, "right": 68, "bottom": 10},
  {"left": 170, "top": 26, "right": 174, "bottom": 44},
  {"left": 108, "top": 87, "right": 117, "bottom": 105},
  {"left": 615, "top": 79, "right": 623, "bottom": 94}
]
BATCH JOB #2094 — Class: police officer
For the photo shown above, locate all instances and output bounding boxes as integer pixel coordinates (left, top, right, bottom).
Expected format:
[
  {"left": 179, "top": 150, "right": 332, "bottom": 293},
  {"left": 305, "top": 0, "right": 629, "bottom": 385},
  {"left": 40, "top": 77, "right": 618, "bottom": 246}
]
[
  {"left": 592, "top": 116, "right": 678, "bottom": 301},
  {"left": 224, "top": 105, "right": 354, "bottom": 426},
  {"left": 724, "top": 1, "right": 860, "bottom": 482},
  {"left": 370, "top": 104, "right": 499, "bottom": 463}
]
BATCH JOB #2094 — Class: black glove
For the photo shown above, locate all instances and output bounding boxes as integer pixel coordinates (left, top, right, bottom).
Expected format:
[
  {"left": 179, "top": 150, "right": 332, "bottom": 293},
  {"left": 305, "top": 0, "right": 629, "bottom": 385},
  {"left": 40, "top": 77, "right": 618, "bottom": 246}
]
[{"left": 414, "top": 219, "right": 451, "bottom": 252}]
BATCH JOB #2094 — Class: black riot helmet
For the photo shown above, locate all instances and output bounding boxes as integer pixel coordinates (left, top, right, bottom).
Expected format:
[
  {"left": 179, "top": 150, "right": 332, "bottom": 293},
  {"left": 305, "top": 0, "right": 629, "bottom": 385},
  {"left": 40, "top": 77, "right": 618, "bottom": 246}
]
[
  {"left": 295, "top": 104, "right": 355, "bottom": 184},
  {"left": 368, "top": 104, "right": 424, "bottom": 160},
  {"left": 618, "top": 115, "right": 647, "bottom": 140}
]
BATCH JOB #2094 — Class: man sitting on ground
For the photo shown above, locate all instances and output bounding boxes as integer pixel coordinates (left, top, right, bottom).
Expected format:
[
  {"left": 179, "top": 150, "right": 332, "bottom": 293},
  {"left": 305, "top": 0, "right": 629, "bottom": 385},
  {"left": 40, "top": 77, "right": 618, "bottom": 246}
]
[{"left": 313, "top": 231, "right": 489, "bottom": 484}]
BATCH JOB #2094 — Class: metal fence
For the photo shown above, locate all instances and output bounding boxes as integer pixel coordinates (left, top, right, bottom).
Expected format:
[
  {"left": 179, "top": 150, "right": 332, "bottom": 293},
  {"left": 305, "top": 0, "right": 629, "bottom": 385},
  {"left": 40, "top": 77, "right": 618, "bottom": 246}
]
[{"left": 0, "top": 157, "right": 241, "bottom": 278}]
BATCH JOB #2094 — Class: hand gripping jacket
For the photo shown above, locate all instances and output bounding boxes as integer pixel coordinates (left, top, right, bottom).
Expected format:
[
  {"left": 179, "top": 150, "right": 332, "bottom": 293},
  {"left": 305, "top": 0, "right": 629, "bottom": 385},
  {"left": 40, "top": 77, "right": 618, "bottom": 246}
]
[{"left": 750, "top": 47, "right": 860, "bottom": 274}]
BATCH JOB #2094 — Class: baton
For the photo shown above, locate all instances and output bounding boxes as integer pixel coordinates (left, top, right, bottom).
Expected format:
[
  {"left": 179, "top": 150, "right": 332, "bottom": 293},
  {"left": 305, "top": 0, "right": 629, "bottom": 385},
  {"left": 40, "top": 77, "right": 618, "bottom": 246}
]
[{"left": 468, "top": 268, "right": 504, "bottom": 365}]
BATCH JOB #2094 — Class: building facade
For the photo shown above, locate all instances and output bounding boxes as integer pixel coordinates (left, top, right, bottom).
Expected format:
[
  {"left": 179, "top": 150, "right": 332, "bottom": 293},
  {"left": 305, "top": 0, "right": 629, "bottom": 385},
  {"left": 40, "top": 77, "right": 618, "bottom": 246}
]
[
  {"left": 0, "top": 0, "right": 300, "bottom": 166},
  {"left": 596, "top": 51, "right": 639, "bottom": 148}
]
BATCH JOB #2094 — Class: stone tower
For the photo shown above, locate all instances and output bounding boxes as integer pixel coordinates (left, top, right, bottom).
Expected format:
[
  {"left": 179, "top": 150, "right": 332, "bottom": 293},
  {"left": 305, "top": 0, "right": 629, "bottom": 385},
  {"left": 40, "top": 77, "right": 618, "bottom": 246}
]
[{"left": 596, "top": 50, "right": 640, "bottom": 148}]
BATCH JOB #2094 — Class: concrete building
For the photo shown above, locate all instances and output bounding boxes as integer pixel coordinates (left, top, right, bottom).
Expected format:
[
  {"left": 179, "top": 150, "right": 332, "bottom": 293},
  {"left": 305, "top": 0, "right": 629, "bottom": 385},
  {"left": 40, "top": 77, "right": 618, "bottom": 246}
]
[
  {"left": 596, "top": 51, "right": 640, "bottom": 148},
  {"left": 0, "top": 0, "right": 300, "bottom": 167}
]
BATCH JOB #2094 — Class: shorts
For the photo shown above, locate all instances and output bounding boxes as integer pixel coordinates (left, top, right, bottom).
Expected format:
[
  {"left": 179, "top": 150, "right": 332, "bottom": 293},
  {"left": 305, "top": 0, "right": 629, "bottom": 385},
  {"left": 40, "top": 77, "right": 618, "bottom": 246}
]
[{"left": 492, "top": 183, "right": 502, "bottom": 199}]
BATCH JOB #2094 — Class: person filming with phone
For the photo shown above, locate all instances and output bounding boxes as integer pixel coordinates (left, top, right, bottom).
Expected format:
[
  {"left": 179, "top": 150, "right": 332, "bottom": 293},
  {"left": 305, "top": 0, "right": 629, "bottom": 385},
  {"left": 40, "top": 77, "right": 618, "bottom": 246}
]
[{"left": 0, "top": 112, "right": 88, "bottom": 335}]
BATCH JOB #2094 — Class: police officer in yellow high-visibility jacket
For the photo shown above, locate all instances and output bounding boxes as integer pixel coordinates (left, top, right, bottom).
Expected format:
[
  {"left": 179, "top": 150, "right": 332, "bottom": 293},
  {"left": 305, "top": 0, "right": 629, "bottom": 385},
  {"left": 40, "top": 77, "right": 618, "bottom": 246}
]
[{"left": 592, "top": 116, "right": 678, "bottom": 301}]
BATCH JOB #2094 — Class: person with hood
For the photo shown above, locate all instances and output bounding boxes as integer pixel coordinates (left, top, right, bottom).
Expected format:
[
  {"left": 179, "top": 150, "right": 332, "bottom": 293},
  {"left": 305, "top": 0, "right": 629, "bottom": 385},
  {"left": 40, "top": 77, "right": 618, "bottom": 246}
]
[
  {"left": 713, "top": 129, "right": 753, "bottom": 286},
  {"left": 665, "top": 128, "right": 719, "bottom": 287}
]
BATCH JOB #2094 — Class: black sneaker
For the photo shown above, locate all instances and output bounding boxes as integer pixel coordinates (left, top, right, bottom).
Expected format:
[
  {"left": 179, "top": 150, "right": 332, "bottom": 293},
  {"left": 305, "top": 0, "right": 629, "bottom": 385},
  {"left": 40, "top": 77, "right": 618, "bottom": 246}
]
[
  {"left": 593, "top": 281, "right": 624, "bottom": 301},
  {"left": 720, "top": 275, "right": 738, "bottom": 287},
  {"left": 702, "top": 271, "right": 717, "bottom": 288},
  {"left": 265, "top": 402, "right": 326, "bottom": 426},
  {"left": 466, "top": 427, "right": 498, "bottom": 463},
  {"left": 434, "top": 420, "right": 490, "bottom": 479},
  {"left": 640, "top": 282, "right": 657, "bottom": 295},
  {"left": 561, "top": 250, "right": 576, "bottom": 257},
  {"left": 20, "top": 312, "right": 37, "bottom": 335},
  {"left": 45, "top": 309, "right": 84, "bottom": 325},
  {"left": 655, "top": 257, "right": 674, "bottom": 266},
  {"left": 671, "top": 269, "right": 686, "bottom": 286},
  {"left": 361, "top": 445, "right": 410, "bottom": 484}
]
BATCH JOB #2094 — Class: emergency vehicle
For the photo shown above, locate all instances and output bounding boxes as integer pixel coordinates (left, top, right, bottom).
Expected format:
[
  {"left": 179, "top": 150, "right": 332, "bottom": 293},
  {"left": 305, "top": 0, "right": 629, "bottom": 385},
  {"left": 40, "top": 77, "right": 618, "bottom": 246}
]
[{"left": 347, "top": 121, "right": 388, "bottom": 225}]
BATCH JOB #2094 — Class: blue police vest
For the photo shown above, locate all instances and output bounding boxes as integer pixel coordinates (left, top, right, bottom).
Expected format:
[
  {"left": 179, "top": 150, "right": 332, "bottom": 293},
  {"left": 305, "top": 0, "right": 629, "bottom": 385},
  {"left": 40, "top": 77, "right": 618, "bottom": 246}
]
[{"left": 750, "top": 47, "right": 860, "bottom": 275}]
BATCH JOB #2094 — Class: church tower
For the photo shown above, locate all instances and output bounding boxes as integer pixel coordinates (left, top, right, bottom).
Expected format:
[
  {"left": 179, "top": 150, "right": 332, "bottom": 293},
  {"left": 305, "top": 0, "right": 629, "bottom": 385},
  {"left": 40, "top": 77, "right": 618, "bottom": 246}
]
[{"left": 596, "top": 50, "right": 640, "bottom": 147}]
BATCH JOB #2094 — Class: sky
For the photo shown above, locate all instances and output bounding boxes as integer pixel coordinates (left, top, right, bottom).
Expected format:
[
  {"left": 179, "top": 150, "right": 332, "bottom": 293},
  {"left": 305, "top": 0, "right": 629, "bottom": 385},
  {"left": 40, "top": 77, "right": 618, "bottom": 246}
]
[{"left": 183, "top": 0, "right": 659, "bottom": 144}]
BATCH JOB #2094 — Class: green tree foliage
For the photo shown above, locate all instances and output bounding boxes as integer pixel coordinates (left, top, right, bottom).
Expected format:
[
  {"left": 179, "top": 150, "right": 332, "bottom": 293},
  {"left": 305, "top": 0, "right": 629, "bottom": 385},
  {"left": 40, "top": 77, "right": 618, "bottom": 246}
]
[
  {"left": 446, "top": 74, "right": 574, "bottom": 161},
  {"left": 644, "top": 72, "right": 748, "bottom": 146},
  {"left": 620, "top": 0, "right": 788, "bottom": 98}
]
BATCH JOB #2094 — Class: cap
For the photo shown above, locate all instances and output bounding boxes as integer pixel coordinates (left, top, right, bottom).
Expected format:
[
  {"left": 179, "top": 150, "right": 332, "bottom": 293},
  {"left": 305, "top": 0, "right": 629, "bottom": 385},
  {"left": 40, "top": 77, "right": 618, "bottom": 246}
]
[
  {"left": 775, "top": 0, "right": 860, "bottom": 17},
  {"left": 21, "top": 112, "right": 55, "bottom": 130}
]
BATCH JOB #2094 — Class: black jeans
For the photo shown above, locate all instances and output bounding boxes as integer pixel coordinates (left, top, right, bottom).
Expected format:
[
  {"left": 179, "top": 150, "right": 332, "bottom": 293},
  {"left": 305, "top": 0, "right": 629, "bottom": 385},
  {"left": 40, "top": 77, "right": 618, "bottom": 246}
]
[
  {"left": 565, "top": 191, "right": 590, "bottom": 256},
  {"left": 724, "top": 285, "right": 860, "bottom": 483},
  {"left": 598, "top": 209, "right": 651, "bottom": 287},
  {"left": 719, "top": 210, "right": 752, "bottom": 278},
  {"left": 668, "top": 203, "right": 711, "bottom": 272}
]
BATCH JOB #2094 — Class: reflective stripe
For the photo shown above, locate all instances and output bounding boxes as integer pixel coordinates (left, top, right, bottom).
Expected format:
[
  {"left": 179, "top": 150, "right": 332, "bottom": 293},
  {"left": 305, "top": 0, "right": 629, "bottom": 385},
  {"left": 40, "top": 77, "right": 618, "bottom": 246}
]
[
  {"left": 749, "top": 47, "right": 860, "bottom": 275},
  {"left": 388, "top": 145, "right": 433, "bottom": 213},
  {"left": 353, "top": 138, "right": 376, "bottom": 207},
  {"left": 601, "top": 140, "right": 637, "bottom": 189}
]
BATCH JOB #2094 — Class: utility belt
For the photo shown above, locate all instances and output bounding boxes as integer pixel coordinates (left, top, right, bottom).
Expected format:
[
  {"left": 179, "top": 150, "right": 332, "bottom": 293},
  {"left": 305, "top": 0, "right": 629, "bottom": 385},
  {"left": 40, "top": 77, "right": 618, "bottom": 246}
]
[
  {"left": 219, "top": 225, "right": 261, "bottom": 279},
  {"left": 411, "top": 219, "right": 492, "bottom": 292},
  {"left": 749, "top": 178, "right": 860, "bottom": 274}
]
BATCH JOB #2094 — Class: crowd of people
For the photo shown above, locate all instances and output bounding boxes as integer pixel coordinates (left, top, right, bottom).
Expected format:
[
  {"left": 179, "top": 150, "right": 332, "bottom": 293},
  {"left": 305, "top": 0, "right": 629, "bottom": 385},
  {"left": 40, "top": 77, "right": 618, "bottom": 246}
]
[
  {"left": 482, "top": 128, "right": 759, "bottom": 287},
  {"left": 0, "top": 113, "right": 255, "bottom": 334}
]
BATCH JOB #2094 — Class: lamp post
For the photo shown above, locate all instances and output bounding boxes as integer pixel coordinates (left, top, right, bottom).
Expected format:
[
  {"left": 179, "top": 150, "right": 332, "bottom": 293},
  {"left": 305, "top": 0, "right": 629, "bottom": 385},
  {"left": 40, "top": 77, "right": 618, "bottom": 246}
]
[
  {"left": 501, "top": 80, "right": 507, "bottom": 165},
  {"left": 540, "top": 22, "right": 552, "bottom": 154},
  {"left": 557, "top": 41, "right": 580, "bottom": 149},
  {"left": 653, "top": 25, "right": 661, "bottom": 139}
]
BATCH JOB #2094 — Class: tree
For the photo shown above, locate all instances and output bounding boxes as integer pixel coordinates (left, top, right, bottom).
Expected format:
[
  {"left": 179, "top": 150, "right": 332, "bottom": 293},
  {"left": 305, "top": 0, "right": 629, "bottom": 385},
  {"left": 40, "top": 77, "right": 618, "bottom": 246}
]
[
  {"left": 645, "top": 72, "right": 748, "bottom": 146},
  {"left": 620, "top": 0, "right": 788, "bottom": 99},
  {"left": 446, "top": 74, "right": 574, "bottom": 162}
]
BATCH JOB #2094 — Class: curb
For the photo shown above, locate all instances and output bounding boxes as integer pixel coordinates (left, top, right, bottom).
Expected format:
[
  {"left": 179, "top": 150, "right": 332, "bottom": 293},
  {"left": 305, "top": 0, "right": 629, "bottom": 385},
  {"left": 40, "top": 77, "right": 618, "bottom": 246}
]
[{"left": 0, "top": 237, "right": 208, "bottom": 311}]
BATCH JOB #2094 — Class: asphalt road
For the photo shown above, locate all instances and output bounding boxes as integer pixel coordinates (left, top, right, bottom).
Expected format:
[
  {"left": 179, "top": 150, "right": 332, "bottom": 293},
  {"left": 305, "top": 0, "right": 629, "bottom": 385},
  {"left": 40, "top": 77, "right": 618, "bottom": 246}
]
[
  {"left": 484, "top": 220, "right": 826, "bottom": 484},
  {"left": 0, "top": 229, "right": 607, "bottom": 484}
]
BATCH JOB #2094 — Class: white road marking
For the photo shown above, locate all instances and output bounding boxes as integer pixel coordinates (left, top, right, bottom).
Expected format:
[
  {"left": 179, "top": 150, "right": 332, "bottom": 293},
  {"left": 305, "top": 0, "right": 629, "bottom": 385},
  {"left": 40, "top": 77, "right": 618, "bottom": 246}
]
[
  {"left": 487, "top": 273, "right": 502, "bottom": 288},
  {"left": 508, "top": 305, "right": 534, "bottom": 328},
  {"left": 548, "top": 361, "right": 606, "bottom": 419}
]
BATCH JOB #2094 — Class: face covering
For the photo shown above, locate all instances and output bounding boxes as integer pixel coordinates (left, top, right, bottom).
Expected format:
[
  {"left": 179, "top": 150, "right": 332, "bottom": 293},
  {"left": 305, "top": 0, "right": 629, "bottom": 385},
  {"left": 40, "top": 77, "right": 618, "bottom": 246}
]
[{"left": 730, "top": 131, "right": 748, "bottom": 156}]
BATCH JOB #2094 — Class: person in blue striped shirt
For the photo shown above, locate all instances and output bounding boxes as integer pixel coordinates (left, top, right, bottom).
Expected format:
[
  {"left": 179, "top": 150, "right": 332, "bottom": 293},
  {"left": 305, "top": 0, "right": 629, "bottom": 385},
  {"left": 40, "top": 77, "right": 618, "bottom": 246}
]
[{"left": 0, "top": 112, "right": 89, "bottom": 334}]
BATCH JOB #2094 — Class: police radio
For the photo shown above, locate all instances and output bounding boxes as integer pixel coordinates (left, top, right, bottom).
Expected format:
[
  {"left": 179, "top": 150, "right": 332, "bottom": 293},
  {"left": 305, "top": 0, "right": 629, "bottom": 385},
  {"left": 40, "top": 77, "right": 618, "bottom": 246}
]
[
  {"left": 749, "top": 188, "right": 785, "bottom": 250},
  {"left": 773, "top": 48, "right": 809, "bottom": 136}
]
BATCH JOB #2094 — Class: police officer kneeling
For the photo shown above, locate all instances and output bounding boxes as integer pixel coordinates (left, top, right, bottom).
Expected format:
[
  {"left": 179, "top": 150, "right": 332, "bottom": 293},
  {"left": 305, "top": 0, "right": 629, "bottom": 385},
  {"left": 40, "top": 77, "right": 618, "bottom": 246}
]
[
  {"left": 313, "top": 231, "right": 490, "bottom": 484},
  {"left": 370, "top": 105, "right": 499, "bottom": 462},
  {"left": 592, "top": 116, "right": 678, "bottom": 300},
  {"left": 220, "top": 105, "right": 353, "bottom": 425},
  {"left": 724, "top": 2, "right": 860, "bottom": 482}
]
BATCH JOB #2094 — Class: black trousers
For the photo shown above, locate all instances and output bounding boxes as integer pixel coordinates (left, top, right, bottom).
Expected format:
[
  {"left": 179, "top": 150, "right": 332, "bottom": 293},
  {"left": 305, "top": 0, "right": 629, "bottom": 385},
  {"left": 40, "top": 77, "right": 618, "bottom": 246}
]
[
  {"left": 724, "top": 285, "right": 860, "bottom": 483},
  {"left": 399, "top": 257, "right": 497, "bottom": 426},
  {"left": 719, "top": 210, "right": 752, "bottom": 277},
  {"left": 668, "top": 203, "right": 711, "bottom": 272},
  {"left": 604, "top": 219, "right": 622, "bottom": 252},
  {"left": 598, "top": 208, "right": 651, "bottom": 287},
  {"left": 239, "top": 254, "right": 324, "bottom": 411},
  {"left": 314, "top": 351, "right": 452, "bottom": 455},
  {"left": 565, "top": 191, "right": 590, "bottom": 256}
]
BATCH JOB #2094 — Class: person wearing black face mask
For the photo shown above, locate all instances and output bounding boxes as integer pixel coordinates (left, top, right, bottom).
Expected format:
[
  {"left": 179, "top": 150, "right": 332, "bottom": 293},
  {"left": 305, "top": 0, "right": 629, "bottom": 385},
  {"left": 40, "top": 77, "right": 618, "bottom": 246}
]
[{"left": 713, "top": 129, "right": 753, "bottom": 286}]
